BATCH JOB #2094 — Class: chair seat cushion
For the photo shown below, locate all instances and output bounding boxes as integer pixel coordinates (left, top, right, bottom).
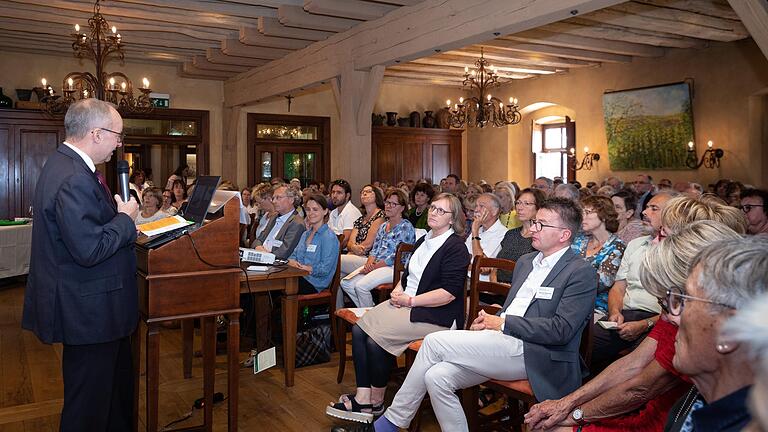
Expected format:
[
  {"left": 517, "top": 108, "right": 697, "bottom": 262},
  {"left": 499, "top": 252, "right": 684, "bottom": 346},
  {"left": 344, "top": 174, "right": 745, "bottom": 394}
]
[
  {"left": 407, "top": 339, "right": 423, "bottom": 351},
  {"left": 374, "top": 283, "right": 393, "bottom": 291},
  {"left": 335, "top": 308, "right": 360, "bottom": 325},
  {"left": 488, "top": 379, "right": 534, "bottom": 396},
  {"left": 298, "top": 291, "right": 331, "bottom": 302}
]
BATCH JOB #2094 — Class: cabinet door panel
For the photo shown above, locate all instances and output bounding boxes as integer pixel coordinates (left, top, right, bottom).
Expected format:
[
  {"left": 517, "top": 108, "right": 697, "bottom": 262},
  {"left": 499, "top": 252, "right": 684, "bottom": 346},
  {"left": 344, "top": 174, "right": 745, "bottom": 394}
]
[
  {"left": 401, "top": 138, "right": 424, "bottom": 183},
  {"left": 0, "top": 126, "right": 12, "bottom": 219},
  {"left": 19, "top": 127, "right": 61, "bottom": 216},
  {"left": 431, "top": 144, "right": 450, "bottom": 184}
]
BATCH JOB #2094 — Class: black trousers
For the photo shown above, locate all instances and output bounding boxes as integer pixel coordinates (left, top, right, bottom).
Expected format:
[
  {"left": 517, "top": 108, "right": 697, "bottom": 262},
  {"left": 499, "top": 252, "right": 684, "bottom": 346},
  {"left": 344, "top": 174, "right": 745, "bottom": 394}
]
[
  {"left": 352, "top": 325, "right": 395, "bottom": 388},
  {"left": 590, "top": 309, "right": 657, "bottom": 375},
  {"left": 60, "top": 336, "right": 134, "bottom": 432}
]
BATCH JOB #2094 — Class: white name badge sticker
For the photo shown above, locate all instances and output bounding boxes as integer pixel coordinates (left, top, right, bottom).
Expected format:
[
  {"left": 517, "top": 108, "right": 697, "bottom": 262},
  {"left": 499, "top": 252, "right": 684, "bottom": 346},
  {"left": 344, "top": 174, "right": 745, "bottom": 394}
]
[
  {"left": 272, "top": 240, "right": 283, "bottom": 248},
  {"left": 307, "top": 244, "right": 317, "bottom": 252},
  {"left": 535, "top": 286, "right": 555, "bottom": 300}
]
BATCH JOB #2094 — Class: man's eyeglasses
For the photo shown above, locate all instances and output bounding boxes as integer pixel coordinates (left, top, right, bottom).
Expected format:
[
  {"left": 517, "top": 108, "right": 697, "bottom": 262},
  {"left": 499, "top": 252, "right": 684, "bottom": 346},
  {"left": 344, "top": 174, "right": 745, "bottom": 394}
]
[
  {"left": 428, "top": 205, "right": 453, "bottom": 216},
  {"left": 529, "top": 219, "right": 569, "bottom": 232},
  {"left": 741, "top": 204, "right": 762, "bottom": 213},
  {"left": 95, "top": 127, "right": 125, "bottom": 143},
  {"left": 271, "top": 195, "right": 289, "bottom": 201},
  {"left": 663, "top": 289, "right": 736, "bottom": 317},
  {"left": 515, "top": 200, "right": 536, "bottom": 207}
]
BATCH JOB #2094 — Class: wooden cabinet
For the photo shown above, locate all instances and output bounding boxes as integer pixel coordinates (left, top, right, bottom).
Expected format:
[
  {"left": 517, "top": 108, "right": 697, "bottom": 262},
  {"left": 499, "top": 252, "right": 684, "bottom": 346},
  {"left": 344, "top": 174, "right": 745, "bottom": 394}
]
[
  {"left": 0, "top": 109, "right": 65, "bottom": 219},
  {"left": 371, "top": 126, "right": 463, "bottom": 185}
]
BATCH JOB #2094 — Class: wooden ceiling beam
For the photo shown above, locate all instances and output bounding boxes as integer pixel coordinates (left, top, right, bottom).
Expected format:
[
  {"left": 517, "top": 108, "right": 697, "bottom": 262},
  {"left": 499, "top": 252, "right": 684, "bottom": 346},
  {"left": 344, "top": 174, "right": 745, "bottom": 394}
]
[
  {"left": 636, "top": 0, "right": 741, "bottom": 20},
  {"left": 369, "top": 0, "right": 422, "bottom": 5},
  {"left": 221, "top": 39, "right": 293, "bottom": 59},
  {"left": 182, "top": 63, "right": 236, "bottom": 78},
  {"left": 544, "top": 20, "right": 708, "bottom": 48},
  {"left": 303, "top": 0, "right": 396, "bottom": 21},
  {"left": 192, "top": 55, "right": 252, "bottom": 73},
  {"left": 257, "top": 16, "right": 334, "bottom": 40},
  {"left": 727, "top": 0, "right": 768, "bottom": 60},
  {"left": 381, "top": 76, "right": 463, "bottom": 88},
  {"left": 178, "top": 65, "right": 229, "bottom": 80},
  {"left": 277, "top": 5, "right": 360, "bottom": 32},
  {"left": 206, "top": 48, "right": 270, "bottom": 67},
  {"left": 386, "top": 66, "right": 532, "bottom": 80},
  {"left": 479, "top": 39, "right": 632, "bottom": 63},
  {"left": 580, "top": 2, "right": 748, "bottom": 41},
  {"left": 445, "top": 48, "right": 595, "bottom": 69},
  {"left": 410, "top": 57, "right": 562, "bottom": 74},
  {"left": 114, "top": 0, "right": 278, "bottom": 20},
  {"left": 239, "top": 27, "right": 313, "bottom": 49},
  {"left": 502, "top": 28, "right": 665, "bottom": 57}
]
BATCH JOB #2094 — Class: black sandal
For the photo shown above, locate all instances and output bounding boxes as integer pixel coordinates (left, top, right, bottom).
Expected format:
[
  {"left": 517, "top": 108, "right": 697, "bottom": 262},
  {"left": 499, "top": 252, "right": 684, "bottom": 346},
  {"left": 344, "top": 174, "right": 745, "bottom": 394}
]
[{"left": 325, "top": 394, "right": 375, "bottom": 423}]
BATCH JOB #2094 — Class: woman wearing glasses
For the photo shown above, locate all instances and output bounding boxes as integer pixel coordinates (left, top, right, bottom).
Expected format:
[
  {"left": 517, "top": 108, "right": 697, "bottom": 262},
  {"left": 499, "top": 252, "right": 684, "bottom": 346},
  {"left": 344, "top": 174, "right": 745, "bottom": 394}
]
[
  {"left": 327, "top": 193, "right": 470, "bottom": 423},
  {"left": 524, "top": 218, "right": 745, "bottom": 432},
  {"left": 494, "top": 188, "right": 546, "bottom": 284},
  {"left": 571, "top": 195, "right": 626, "bottom": 315},
  {"left": 340, "top": 189, "right": 416, "bottom": 308}
]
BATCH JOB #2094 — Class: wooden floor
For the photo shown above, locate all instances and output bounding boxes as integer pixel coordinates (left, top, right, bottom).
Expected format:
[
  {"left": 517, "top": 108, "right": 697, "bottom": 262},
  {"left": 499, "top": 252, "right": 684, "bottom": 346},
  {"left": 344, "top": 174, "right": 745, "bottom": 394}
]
[{"left": 0, "top": 277, "right": 443, "bottom": 432}]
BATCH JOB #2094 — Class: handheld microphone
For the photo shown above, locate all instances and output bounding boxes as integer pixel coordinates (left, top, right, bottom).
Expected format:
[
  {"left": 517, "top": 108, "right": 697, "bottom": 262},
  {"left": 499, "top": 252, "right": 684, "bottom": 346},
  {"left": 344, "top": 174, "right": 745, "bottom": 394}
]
[{"left": 117, "top": 160, "right": 131, "bottom": 203}]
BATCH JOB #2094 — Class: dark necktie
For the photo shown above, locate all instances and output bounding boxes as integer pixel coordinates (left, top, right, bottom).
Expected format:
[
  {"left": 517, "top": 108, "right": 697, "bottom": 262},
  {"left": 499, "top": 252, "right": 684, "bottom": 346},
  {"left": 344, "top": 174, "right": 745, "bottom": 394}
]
[{"left": 95, "top": 170, "right": 116, "bottom": 208}]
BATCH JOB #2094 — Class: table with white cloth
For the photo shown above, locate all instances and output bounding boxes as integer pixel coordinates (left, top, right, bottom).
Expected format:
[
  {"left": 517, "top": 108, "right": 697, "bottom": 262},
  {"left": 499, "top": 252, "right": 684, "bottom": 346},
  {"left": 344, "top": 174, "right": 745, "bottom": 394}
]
[{"left": 0, "top": 223, "right": 33, "bottom": 278}]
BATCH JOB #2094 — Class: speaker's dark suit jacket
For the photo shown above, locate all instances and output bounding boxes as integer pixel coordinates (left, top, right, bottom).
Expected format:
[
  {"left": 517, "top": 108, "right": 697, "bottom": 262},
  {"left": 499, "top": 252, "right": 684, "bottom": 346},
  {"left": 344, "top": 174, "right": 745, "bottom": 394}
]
[
  {"left": 500, "top": 247, "right": 597, "bottom": 402},
  {"left": 22, "top": 144, "right": 138, "bottom": 345}
]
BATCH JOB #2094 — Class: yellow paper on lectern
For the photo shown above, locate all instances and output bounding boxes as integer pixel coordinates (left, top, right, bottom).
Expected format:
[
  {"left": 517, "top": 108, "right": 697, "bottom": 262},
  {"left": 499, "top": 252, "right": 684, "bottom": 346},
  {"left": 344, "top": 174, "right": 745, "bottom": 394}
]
[{"left": 137, "top": 215, "right": 193, "bottom": 237}]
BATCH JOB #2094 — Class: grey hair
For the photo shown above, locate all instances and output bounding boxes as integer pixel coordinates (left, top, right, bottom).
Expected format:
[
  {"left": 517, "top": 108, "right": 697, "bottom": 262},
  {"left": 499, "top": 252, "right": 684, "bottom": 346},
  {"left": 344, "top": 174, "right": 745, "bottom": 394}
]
[
  {"left": 478, "top": 192, "right": 502, "bottom": 212},
  {"left": 536, "top": 176, "right": 554, "bottom": 189},
  {"left": 64, "top": 98, "right": 117, "bottom": 141},
  {"left": 554, "top": 184, "right": 580, "bottom": 201},
  {"left": 722, "top": 292, "right": 768, "bottom": 375},
  {"left": 691, "top": 235, "right": 768, "bottom": 310},
  {"left": 639, "top": 220, "right": 743, "bottom": 298},
  {"left": 275, "top": 184, "right": 301, "bottom": 208}
]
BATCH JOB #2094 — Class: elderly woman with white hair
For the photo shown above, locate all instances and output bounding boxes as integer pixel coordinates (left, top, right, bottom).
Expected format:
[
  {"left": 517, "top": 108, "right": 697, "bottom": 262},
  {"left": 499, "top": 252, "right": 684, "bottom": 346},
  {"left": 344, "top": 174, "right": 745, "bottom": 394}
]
[
  {"left": 494, "top": 181, "right": 521, "bottom": 229},
  {"left": 661, "top": 235, "right": 768, "bottom": 432}
]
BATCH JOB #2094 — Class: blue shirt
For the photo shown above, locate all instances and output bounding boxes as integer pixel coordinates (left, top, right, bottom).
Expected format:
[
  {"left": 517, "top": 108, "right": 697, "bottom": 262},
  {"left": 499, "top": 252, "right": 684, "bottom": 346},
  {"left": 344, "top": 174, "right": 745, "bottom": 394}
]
[
  {"left": 369, "top": 219, "right": 416, "bottom": 266},
  {"left": 288, "top": 224, "right": 339, "bottom": 292}
]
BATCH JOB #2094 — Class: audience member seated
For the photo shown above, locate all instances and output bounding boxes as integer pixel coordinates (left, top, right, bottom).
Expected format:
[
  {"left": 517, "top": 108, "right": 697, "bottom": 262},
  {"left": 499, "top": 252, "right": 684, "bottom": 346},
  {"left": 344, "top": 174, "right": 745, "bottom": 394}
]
[
  {"left": 405, "top": 182, "right": 434, "bottom": 230},
  {"left": 657, "top": 178, "right": 673, "bottom": 190},
  {"left": 328, "top": 179, "right": 363, "bottom": 248},
  {"left": 160, "top": 189, "right": 177, "bottom": 215},
  {"left": 525, "top": 220, "right": 741, "bottom": 432},
  {"left": 287, "top": 194, "right": 340, "bottom": 294},
  {"left": 442, "top": 174, "right": 460, "bottom": 194},
  {"left": 611, "top": 190, "right": 652, "bottom": 244},
  {"left": 741, "top": 188, "right": 768, "bottom": 235},
  {"left": 660, "top": 235, "right": 766, "bottom": 432},
  {"left": 135, "top": 187, "right": 167, "bottom": 225},
  {"left": 725, "top": 181, "right": 745, "bottom": 207},
  {"left": 494, "top": 187, "right": 546, "bottom": 283},
  {"left": 465, "top": 183, "right": 483, "bottom": 200},
  {"left": 250, "top": 185, "right": 305, "bottom": 259},
  {"left": 241, "top": 187, "right": 257, "bottom": 216},
  {"left": 532, "top": 176, "right": 554, "bottom": 196},
  {"left": 634, "top": 174, "right": 655, "bottom": 215},
  {"left": 250, "top": 183, "right": 274, "bottom": 240},
  {"left": 165, "top": 163, "right": 189, "bottom": 190},
  {"left": 554, "top": 183, "right": 580, "bottom": 202},
  {"left": 326, "top": 194, "right": 470, "bottom": 423},
  {"left": 170, "top": 179, "right": 187, "bottom": 211},
  {"left": 685, "top": 182, "right": 704, "bottom": 198},
  {"left": 673, "top": 181, "right": 690, "bottom": 194},
  {"left": 341, "top": 185, "right": 385, "bottom": 276},
  {"left": 495, "top": 181, "right": 522, "bottom": 229},
  {"left": 604, "top": 176, "right": 623, "bottom": 191},
  {"left": 714, "top": 179, "right": 732, "bottom": 202},
  {"left": 590, "top": 191, "right": 676, "bottom": 374},
  {"left": 596, "top": 185, "right": 615, "bottom": 197},
  {"left": 571, "top": 195, "right": 626, "bottom": 315},
  {"left": 462, "top": 195, "right": 478, "bottom": 240},
  {"left": 129, "top": 169, "right": 147, "bottom": 204},
  {"left": 467, "top": 193, "right": 507, "bottom": 265},
  {"left": 372, "top": 197, "right": 597, "bottom": 432},
  {"left": 724, "top": 292, "right": 768, "bottom": 432},
  {"left": 340, "top": 189, "right": 415, "bottom": 308}
]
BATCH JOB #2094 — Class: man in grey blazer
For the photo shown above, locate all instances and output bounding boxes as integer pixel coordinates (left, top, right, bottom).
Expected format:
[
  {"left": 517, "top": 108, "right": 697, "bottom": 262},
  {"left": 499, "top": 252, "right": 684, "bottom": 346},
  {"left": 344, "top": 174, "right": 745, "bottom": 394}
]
[
  {"left": 251, "top": 184, "right": 305, "bottom": 259},
  {"left": 373, "top": 197, "right": 598, "bottom": 432}
]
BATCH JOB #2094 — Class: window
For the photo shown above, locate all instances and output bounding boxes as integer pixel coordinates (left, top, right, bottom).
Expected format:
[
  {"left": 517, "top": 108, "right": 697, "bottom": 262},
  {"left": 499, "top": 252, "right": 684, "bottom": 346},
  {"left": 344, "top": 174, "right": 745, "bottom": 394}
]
[{"left": 532, "top": 121, "right": 570, "bottom": 183}]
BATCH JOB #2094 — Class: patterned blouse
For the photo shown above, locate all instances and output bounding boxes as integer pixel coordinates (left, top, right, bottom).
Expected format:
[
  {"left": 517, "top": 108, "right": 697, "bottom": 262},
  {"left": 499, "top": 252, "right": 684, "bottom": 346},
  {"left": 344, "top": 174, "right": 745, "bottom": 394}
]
[
  {"left": 369, "top": 219, "right": 416, "bottom": 266},
  {"left": 495, "top": 227, "right": 535, "bottom": 283},
  {"left": 353, "top": 209, "right": 385, "bottom": 245},
  {"left": 571, "top": 233, "right": 626, "bottom": 314},
  {"left": 617, "top": 218, "right": 654, "bottom": 245}
]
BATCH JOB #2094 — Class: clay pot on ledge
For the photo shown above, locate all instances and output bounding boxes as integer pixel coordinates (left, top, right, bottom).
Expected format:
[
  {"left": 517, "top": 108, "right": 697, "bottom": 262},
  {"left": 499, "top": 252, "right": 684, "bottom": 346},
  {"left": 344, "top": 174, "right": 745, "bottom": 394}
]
[
  {"left": 385, "top": 112, "right": 398, "bottom": 126},
  {"left": 409, "top": 111, "right": 421, "bottom": 127},
  {"left": 422, "top": 111, "right": 436, "bottom": 128},
  {"left": 397, "top": 117, "right": 410, "bottom": 127}
]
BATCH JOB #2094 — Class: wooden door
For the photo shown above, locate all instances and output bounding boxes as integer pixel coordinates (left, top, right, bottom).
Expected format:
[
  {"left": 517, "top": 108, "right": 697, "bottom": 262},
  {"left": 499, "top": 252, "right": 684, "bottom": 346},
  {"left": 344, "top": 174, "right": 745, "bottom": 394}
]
[
  {"left": 17, "top": 125, "right": 63, "bottom": 216},
  {"left": 372, "top": 127, "right": 462, "bottom": 185},
  {"left": 0, "top": 124, "right": 12, "bottom": 219}
]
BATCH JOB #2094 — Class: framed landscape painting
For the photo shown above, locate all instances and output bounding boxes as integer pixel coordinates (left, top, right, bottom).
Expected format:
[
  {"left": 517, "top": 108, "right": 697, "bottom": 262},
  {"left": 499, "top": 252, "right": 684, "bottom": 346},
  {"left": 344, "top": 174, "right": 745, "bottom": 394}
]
[{"left": 603, "top": 82, "right": 694, "bottom": 170}]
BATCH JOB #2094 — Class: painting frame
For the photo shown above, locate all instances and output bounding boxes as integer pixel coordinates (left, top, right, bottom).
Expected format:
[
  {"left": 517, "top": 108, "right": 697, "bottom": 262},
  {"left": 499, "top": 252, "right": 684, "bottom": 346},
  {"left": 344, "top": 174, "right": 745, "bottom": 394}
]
[{"left": 603, "top": 81, "right": 695, "bottom": 171}]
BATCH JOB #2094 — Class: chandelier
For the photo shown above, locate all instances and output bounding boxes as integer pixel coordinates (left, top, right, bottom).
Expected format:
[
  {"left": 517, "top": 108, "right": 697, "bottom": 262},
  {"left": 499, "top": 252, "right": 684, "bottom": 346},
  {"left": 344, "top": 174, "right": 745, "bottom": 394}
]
[
  {"left": 38, "top": 0, "right": 152, "bottom": 115},
  {"left": 445, "top": 48, "right": 521, "bottom": 128}
]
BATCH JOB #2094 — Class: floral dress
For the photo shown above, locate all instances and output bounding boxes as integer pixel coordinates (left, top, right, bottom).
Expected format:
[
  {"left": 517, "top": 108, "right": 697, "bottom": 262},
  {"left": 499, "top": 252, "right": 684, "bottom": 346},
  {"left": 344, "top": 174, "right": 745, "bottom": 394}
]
[{"left": 571, "top": 233, "right": 626, "bottom": 314}]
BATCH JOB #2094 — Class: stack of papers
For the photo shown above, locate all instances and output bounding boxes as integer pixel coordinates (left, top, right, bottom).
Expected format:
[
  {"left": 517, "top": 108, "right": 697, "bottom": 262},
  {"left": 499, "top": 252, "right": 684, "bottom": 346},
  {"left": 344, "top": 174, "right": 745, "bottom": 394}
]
[{"left": 137, "top": 215, "right": 193, "bottom": 237}]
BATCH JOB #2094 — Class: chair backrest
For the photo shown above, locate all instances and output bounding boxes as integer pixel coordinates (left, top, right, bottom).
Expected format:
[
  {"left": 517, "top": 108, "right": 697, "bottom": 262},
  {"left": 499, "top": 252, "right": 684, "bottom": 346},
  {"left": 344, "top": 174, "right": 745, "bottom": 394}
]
[
  {"left": 466, "top": 255, "right": 516, "bottom": 329},
  {"left": 392, "top": 242, "right": 416, "bottom": 286},
  {"left": 329, "top": 234, "right": 344, "bottom": 300}
]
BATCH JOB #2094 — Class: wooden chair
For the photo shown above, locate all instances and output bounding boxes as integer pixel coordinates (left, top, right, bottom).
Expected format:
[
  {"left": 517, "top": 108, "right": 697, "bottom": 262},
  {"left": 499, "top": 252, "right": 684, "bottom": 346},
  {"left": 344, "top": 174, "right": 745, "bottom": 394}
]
[
  {"left": 462, "top": 281, "right": 595, "bottom": 432},
  {"left": 370, "top": 242, "right": 416, "bottom": 303},
  {"left": 295, "top": 234, "right": 343, "bottom": 353},
  {"left": 334, "top": 241, "right": 414, "bottom": 383},
  {"left": 405, "top": 255, "right": 516, "bottom": 431}
]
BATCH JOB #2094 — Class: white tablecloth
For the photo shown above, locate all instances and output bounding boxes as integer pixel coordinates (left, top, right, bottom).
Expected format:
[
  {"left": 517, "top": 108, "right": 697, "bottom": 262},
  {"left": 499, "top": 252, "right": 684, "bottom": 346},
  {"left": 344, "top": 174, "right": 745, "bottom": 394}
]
[{"left": 0, "top": 224, "right": 32, "bottom": 278}]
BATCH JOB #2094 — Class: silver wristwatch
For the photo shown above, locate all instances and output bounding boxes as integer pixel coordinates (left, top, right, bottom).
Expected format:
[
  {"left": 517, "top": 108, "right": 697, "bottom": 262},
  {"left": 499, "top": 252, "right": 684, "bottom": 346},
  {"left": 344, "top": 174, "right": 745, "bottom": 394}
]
[{"left": 572, "top": 407, "right": 585, "bottom": 425}]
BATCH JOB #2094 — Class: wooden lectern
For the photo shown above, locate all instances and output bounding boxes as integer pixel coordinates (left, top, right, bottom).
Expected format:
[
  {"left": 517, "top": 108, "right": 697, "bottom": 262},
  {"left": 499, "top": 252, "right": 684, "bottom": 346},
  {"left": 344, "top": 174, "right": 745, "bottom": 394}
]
[{"left": 135, "top": 197, "right": 242, "bottom": 432}]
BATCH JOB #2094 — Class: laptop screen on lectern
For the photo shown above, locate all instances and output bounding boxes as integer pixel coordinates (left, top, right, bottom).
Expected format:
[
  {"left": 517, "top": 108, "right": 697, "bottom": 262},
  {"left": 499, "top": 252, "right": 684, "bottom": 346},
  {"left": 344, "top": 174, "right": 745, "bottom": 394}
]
[{"left": 182, "top": 176, "right": 220, "bottom": 228}]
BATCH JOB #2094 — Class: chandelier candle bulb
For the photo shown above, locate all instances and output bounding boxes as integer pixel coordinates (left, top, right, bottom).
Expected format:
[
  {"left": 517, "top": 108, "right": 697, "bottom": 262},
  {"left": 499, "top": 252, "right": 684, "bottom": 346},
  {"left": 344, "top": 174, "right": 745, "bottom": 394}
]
[
  {"left": 109, "top": 77, "right": 115, "bottom": 89},
  {"left": 111, "top": 26, "right": 116, "bottom": 34},
  {"left": 142, "top": 78, "right": 150, "bottom": 89},
  {"left": 67, "top": 78, "right": 74, "bottom": 90},
  {"left": 41, "top": 78, "right": 47, "bottom": 87},
  {"left": 584, "top": 146, "right": 589, "bottom": 153},
  {"left": 707, "top": 140, "right": 713, "bottom": 148},
  {"left": 121, "top": 82, "right": 126, "bottom": 91},
  {"left": 446, "top": 99, "right": 451, "bottom": 107},
  {"left": 74, "top": 24, "right": 80, "bottom": 32}
]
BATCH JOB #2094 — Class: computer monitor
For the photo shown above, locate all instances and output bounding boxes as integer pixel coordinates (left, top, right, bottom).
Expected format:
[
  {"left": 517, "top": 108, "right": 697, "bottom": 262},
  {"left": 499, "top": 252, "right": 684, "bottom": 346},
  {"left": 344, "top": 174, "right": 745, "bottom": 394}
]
[{"left": 182, "top": 176, "right": 221, "bottom": 228}]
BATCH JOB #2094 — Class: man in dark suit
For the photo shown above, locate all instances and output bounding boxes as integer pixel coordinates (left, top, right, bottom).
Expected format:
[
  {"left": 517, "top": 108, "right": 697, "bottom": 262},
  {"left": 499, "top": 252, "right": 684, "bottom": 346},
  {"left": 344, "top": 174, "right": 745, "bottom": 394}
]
[
  {"left": 22, "top": 99, "right": 139, "bottom": 432},
  {"left": 251, "top": 184, "right": 305, "bottom": 259},
  {"left": 373, "top": 197, "right": 597, "bottom": 432}
]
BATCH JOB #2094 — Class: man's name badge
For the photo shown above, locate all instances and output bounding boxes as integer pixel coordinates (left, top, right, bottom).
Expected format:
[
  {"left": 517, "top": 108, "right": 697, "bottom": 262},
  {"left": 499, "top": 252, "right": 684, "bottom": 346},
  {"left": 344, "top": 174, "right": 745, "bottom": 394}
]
[{"left": 535, "top": 286, "right": 555, "bottom": 300}]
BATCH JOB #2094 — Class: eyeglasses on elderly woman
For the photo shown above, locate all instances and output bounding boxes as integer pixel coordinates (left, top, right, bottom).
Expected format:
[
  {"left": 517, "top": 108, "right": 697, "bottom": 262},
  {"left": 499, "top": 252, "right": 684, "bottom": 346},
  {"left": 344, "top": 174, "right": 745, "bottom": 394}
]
[{"left": 659, "top": 289, "right": 736, "bottom": 317}]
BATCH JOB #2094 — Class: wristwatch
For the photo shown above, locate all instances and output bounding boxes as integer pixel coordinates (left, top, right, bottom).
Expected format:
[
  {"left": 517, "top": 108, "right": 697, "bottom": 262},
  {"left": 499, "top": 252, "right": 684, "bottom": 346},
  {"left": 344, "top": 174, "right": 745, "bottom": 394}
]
[
  {"left": 646, "top": 319, "right": 655, "bottom": 330},
  {"left": 472, "top": 236, "right": 481, "bottom": 241},
  {"left": 572, "top": 407, "right": 585, "bottom": 425}
]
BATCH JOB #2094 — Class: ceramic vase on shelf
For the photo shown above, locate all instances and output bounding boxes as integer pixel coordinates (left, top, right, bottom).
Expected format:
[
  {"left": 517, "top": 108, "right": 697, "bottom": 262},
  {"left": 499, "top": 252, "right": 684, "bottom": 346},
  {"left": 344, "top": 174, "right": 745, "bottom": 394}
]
[
  {"left": 385, "top": 112, "right": 398, "bottom": 126},
  {"left": 436, "top": 108, "right": 451, "bottom": 129},
  {"left": 397, "top": 117, "right": 410, "bottom": 127},
  {"left": 422, "top": 110, "right": 436, "bottom": 128},
  {"left": 409, "top": 111, "right": 421, "bottom": 127},
  {"left": 0, "top": 88, "right": 12, "bottom": 108}
]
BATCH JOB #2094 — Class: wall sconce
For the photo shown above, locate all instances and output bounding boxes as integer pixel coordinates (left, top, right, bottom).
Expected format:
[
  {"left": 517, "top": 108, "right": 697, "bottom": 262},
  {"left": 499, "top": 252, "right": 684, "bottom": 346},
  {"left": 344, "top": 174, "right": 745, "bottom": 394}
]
[
  {"left": 569, "top": 146, "right": 600, "bottom": 171},
  {"left": 686, "top": 140, "right": 724, "bottom": 169}
]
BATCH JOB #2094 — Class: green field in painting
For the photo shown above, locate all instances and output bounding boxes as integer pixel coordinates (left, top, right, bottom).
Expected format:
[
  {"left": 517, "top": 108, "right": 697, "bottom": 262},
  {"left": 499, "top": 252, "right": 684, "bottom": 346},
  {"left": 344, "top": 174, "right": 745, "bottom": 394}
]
[{"left": 606, "top": 113, "right": 693, "bottom": 170}]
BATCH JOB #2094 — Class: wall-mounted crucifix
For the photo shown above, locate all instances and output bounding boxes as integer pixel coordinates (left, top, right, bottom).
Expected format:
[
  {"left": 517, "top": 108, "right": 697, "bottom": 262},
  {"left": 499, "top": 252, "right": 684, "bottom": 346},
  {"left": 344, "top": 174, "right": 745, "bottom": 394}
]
[{"left": 285, "top": 95, "right": 294, "bottom": 112}]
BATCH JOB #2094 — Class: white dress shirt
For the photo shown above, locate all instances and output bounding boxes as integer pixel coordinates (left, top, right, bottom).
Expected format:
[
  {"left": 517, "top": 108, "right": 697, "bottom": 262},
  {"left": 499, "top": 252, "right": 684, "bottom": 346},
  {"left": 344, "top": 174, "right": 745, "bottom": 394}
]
[
  {"left": 63, "top": 141, "right": 95, "bottom": 173},
  {"left": 404, "top": 228, "right": 454, "bottom": 297}
]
